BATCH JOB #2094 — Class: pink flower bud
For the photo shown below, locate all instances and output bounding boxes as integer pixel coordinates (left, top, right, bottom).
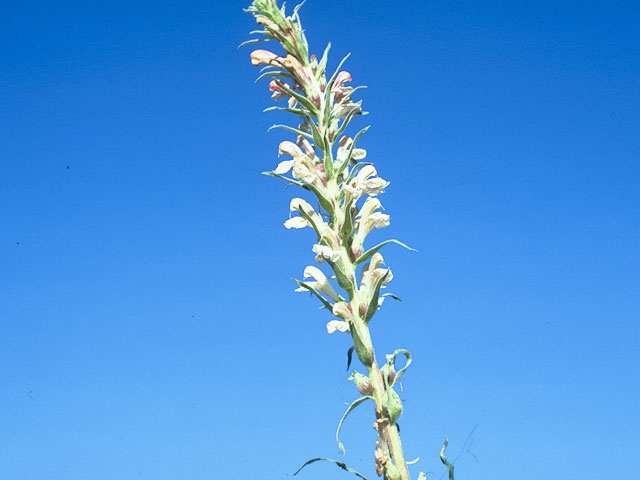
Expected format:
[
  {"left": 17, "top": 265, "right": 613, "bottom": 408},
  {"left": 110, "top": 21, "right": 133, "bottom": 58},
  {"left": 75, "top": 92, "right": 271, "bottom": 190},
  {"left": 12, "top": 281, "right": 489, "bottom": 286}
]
[{"left": 334, "top": 71, "right": 352, "bottom": 87}]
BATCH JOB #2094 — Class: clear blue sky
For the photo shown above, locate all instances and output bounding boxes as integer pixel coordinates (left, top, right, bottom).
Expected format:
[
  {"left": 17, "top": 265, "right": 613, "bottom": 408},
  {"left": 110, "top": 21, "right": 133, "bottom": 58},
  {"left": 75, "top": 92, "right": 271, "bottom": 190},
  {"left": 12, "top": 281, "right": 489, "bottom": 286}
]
[{"left": 1, "top": 1, "right": 638, "bottom": 479}]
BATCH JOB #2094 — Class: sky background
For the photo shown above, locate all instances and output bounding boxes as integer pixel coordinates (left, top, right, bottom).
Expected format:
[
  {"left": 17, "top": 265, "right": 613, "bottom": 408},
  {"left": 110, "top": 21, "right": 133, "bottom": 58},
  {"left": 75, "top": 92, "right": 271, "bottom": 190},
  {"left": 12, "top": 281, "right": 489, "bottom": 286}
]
[{"left": 1, "top": 0, "right": 639, "bottom": 479}]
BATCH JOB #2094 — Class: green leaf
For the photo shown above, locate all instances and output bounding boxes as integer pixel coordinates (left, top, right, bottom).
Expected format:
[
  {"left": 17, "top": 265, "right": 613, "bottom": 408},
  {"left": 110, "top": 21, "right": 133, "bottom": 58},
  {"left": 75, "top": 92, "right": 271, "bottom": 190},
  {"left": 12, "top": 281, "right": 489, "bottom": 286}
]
[
  {"left": 389, "top": 348, "right": 412, "bottom": 386},
  {"left": 294, "top": 279, "right": 334, "bottom": 310},
  {"left": 340, "top": 199, "right": 355, "bottom": 242},
  {"left": 346, "top": 346, "right": 355, "bottom": 370},
  {"left": 354, "top": 239, "right": 417, "bottom": 266},
  {"left": 292, "top": 0, "right": 307, "bottom": 17},
  {"left": 306, "top": 183, "right": 334, "bottom": 216},
  {"left": 337, "top": 126, "right": 370, "bottom": 174},
  {"left": 330, "top": 262, "right": 354, "bottom": 295},
  {"left": 336, "top": 396, "right": 371, "bottom": 455},
  {"left": 261, "top": 171, "right": 306, "bottom": 188},
  {"left": 326, "top": 52, "right": 351, "bottom": 95},
  {"left": 317, "top": 42, "right": 332, "bottom": 77},
  {"left": 255, "top": 70, "right": 293, "bottom": 83},
  {"left": 363, "top": 270, "right": 390, "bottom": 324},
  {"left": 333, "top": 104, "right": 362, "bottom": 140},
  {"left": 296, "top": 206, "right": 322, "bottom": 240},
  {"left": 304, "top": 117, "right": 325, "bottom": 151},
  {"left": 274, "top": 81, "right": 318, "bottom": 114},
  {"left": 237, "top": 37, "right": 272, "bottom": 49},
  {"left": 440, "top": 438, "right": 455, "bottom": 480},
  {"left": 382, "top": 293, "right": 402, "bottom": 302},
  {"left": 263, "top": 105, "right": 309, "bottom": 116},
  {"left": 268, "top": 123, "right": 313, "bottom": 139},
  {"left": 343, "top": 161, "right": 373, "bottom": 185},
  {"left": 294, "top": 457, "right": 370, "bottom": 480}
]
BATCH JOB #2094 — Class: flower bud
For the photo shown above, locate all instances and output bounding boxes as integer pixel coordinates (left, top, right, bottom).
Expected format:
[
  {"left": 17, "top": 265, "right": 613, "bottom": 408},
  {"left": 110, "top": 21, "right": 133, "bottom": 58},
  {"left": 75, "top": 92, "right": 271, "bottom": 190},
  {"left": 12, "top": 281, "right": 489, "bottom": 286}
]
[
  {"left": 351, "top": 324, "right": 373, "bottom": 367},
  {"left": 384, "top": 387, "right": 403, "bottom": 424},
  {"left": 250, "top": 49, "right": 280, "bottom": 66},
  {"left": 349, "top": 370, "right": 373, "bottom": 396},
  {"left": 384, "top": 461, "right": 402, "bottom": 480},
  {"left": 380, "top": 362, "right": 397, "bottom": 387}
]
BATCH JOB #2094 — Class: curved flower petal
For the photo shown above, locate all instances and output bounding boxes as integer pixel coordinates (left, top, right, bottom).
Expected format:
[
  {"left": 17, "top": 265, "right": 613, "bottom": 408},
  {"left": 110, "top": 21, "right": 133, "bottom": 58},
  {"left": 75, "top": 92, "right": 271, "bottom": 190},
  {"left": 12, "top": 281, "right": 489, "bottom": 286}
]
[
  {"left": 274, "top": 159, "right": 294, "bottom": 174},
  {"left": 279, "top": 140, "right": 304, "bottom": 159},
  {"left": 326, "top": 319, "right": 350, "bottom": 334},
  {"left": 332, "top": 301, "right": 354, "bottom": 321},
  {"left": 303, "top": 265, "right": 339, "bottom": 301},
  {"left": 334, "top": 71, "right": 352, "bottom": 88},
  {"left": 250, "top": 49, "right": 281, "bottom": 66},
  {"left": 284, "top": 217, "right": 309, "bottom": 229},
  {"left": 352, "top": 148, "right": 367, "bottom": 160},
  {"left": 290, "top": 197, "right": 314, "bottom": 215},
  {"left": 358, "top": 197, "right": 382, "bottom": 219},
  {"left": 312, "top": 244, "right": 340, "bottom": 263}
]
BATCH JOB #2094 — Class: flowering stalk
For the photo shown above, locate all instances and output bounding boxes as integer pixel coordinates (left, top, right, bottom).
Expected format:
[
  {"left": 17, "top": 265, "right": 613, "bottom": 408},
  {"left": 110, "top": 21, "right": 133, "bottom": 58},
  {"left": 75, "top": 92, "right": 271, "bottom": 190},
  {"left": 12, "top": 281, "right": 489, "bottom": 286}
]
[{"left": 242, "top": 2, "right": 448, "bottom": 480}]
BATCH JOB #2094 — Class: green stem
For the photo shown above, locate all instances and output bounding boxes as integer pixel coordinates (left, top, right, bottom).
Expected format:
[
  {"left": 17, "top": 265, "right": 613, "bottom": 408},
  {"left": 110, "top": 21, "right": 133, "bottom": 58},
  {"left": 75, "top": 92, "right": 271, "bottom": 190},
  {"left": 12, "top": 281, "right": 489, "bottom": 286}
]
[{"left": 350, "top": 321, "right": 411, "bottom": 480}]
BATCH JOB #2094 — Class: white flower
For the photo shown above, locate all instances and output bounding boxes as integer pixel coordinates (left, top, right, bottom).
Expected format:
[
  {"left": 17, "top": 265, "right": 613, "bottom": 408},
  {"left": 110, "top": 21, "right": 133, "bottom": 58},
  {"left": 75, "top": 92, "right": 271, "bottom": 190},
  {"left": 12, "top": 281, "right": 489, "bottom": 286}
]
[
  {"left": 334, "top": 100, "right": 362, "bottom": 119},
  {"left": 358, "top": 197, "right": 382, "bottom": 218},
  {"left": 337, "top": 136, "right": 353, "bottom": 163},
  {"left": 289, "top": 197, "right": 314, "bottom": 216},
  {"left": 337, "top": 136, "right": 367, "bottom": 165},
  {"left": 279, "top": 140, "right": 304, "bottom": 159},
  {"left": 326, "top": 319, "right": 350, "bottom": 334},
  {"left": 274, "top": 159, "right": 294, "bottom": 174},
  {"left": 352, "top": 148, "right": 367, "bottom": 161},
  {"left": 332, "top": 301, "right": 354, "bottom": 320},
  {"left": 250, "top": 49, "right": 282, "bottom": 66},
  {"left": 344, "top": 165, "right": 389, "bottom": 201},
  {"left": 360, "top": 253, "right": 393, "bottom": 293},
  {"left": 294, "top": 265, "right": 339, "bottom": 301},
  {"left": 284, "top": 198, "right": 320, "bottom": 230},
  {"left": 363, "top": 177, "right": 388, "bottom": 196},
  {"left": 273, "top": 141, "right": 319, "bottom": 185},
  {"left": 369, "top": 252, "right": 385, "bottom": 271},
  {"left": 284, "top": 217, "right": 309, "bottom": 229},
  {"left": 312, "top": 244, "right": 341, "bottom": 263},
  {"left": 299, "top": 137, "right": 315, "bottom": 155},
  {"left": 291, "top": 156, "right": 317, "bottom": 184}
]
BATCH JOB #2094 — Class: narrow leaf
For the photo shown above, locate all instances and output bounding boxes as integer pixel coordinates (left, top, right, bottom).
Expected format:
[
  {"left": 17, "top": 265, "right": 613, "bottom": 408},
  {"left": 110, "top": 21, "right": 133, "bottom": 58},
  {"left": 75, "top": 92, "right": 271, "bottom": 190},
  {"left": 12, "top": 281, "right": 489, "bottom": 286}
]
[
  {"left": 261, "top": 171, "right": 306, "bottom": 188},
  {"left": 338, "top": 126, "right": 370, "bottom": 174},
  {"left": 292, "top": 0, "right": 307, "bottom": 17},
  {"left": 346, "top": 346, "right": 355, "bottom": 370},
  {"left": 340, "top": 199, "right": 355, "bottom": 242},
  {"left": 294, "top": 280, "right": 334, "bottom": 310},
  {"left": 333, "top": 105, "right": 361, "bottom": 140},
  {"left": 274, "top": 80, "right": 318, "bottom": 114},
  {"left": 336, "top": 396, "right": 371, "bottom": 455},
  {"left": 255, "top": 70, "right": 293, "bottom": 83},
  {"left": 263, "top": 105, "right": 309, "bottom": 116},
  {"left": 390, "top": 349, "right": 412, "bottom": 385},
  {"left": 326, "top": 52, "right": 352, "bottom": 95},
  {"left": 268, "top": 124, "right": 313, "bottom": 139},
  {"left": 363, "top": 270, "right": 390, "bottom": 323},
  {"left": 382, "top": 293, "right": 402, "bottom": 302},
  {"left": 237, "top": 37, "right": 272, "bottom": 49},
  {"left": 440, "top": 438, "right": 455, "bottom": 480},
  {"left": 294, "top": 457, "right": 370, "bottom": 480},
  {"left": 355, "top": 239, "right": 417, "bottom": 266},
  {"left": 317, "top": 42, "right": 332, "bottom": 77}
]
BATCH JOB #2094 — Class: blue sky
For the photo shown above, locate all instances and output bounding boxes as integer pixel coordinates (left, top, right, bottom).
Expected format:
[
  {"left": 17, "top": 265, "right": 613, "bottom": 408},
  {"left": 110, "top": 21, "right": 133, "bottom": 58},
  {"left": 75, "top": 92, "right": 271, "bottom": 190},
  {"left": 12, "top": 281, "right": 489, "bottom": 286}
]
[{"left": 1, "top": 1, "right": 639, "bottom": 479}]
